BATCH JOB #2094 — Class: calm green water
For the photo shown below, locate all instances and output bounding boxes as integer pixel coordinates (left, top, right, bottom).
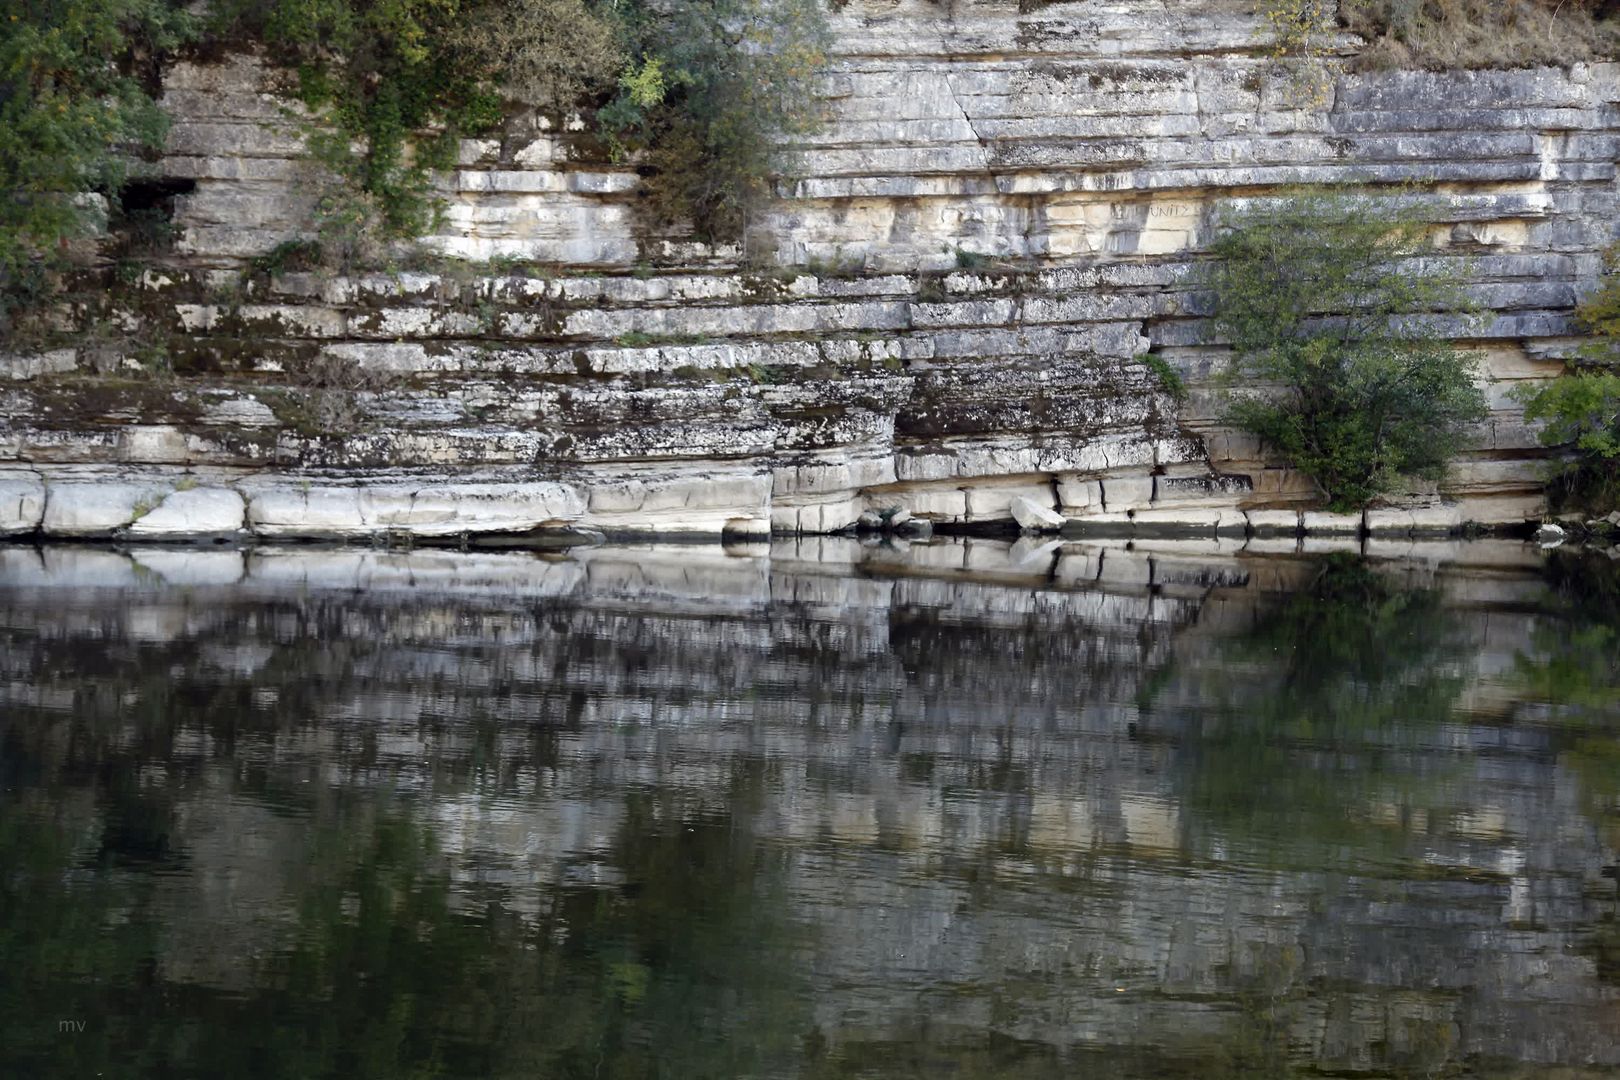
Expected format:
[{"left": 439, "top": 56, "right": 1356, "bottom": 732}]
[{"left": 1, "top": 539, "right": 1618, "bottom": 1079}]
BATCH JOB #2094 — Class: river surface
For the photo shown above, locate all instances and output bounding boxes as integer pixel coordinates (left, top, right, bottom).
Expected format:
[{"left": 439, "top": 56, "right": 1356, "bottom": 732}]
[{"left": 1, "top": 538, "right": 1618, "bottom": 1079}]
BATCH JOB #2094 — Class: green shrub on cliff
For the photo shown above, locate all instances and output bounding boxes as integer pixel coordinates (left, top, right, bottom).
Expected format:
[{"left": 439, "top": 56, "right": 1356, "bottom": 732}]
[
  {"left": 1206, "top": 190, "right": 1488, "bottom": 512},
  {"left": 216, "top": 0, "right": 827, "bottom": 249},
  {"left": 0, "top": 0, "right": 193, "bottom": 337},
  {"left": 598, "top": 0, "right": 830, "bottom": 243},
  {"left": 1513, "top": 248, "right": 1620, "bottom": 510},
  {"left": 214, "top": 0, "right": 624, "bottom": 240}
]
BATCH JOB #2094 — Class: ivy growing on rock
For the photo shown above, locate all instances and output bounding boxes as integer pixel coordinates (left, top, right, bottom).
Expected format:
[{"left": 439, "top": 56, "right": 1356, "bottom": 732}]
[
  {"left": 1256, "top": 0, "right": 1336, "bottom": 106},
  {"left": 217, "top": 0, "right": 557, "bottom": 240},
  {"left": 1205, "top": 189, "right": 1489, "bottom": 512}
]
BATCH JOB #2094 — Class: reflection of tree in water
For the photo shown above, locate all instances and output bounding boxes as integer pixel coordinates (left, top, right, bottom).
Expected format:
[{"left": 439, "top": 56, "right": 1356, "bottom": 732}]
[
  {"left": 251, "top": 765, "right": 812, "bottom": 1080},
  {"left": 1158, "top": 555, "right": 1471, "bottom": 867},
  {"left": 0, "top": 760, "right": 813, "bottom": 1078},
  {"left": 1517, "top": 550, "right": 1620, "bottom": 987},
  {"left": 1523, "top": 549, "right": 1620, "bottom": 720},
  {"left": 1132, "top": 558, "right": 1496, "bottom": 1078}
]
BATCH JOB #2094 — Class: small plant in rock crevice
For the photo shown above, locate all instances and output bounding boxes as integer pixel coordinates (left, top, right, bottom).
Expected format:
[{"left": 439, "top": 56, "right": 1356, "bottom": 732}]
[
  {"left": 1257, "top": 0, "right": 1337, "bottom": 107},
  {"left": 1143, "top": 353, "right": 1188, "bottom": 402}
]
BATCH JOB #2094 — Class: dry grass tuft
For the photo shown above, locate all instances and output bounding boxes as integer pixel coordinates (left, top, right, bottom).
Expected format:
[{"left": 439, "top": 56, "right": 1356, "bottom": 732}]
[{"left": 1342, "top": 0, "right": 1620, "bottom": 70}]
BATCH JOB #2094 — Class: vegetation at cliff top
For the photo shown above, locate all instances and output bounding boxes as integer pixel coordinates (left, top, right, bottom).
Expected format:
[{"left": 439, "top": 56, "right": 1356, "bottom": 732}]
[
  {"left": 1341, "top": 0, "right": 1620, "bottom": 70},
  {"left": 1206, "top": 189, "right": 1489, "bottom": 512},
  {"left": 0, "top": 0, "right": 829, "bottom": 332},
  {"left": 214, "top": 0, "right": 828, "bottom": 251},
  {"left": 1260, "top": 1, "right": 1620, "bottom": 80}
]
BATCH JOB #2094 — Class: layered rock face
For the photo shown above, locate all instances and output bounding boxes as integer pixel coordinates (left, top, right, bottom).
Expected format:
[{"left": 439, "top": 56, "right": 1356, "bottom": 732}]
[{"left": 2, "top": 0, "right": 1613, "bottom": 540}]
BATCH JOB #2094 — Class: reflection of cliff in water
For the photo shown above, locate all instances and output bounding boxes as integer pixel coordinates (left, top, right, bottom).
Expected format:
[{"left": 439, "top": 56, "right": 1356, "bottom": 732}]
[{"left": 0, "top": 539, "right": 1616, "bottom": 1078}]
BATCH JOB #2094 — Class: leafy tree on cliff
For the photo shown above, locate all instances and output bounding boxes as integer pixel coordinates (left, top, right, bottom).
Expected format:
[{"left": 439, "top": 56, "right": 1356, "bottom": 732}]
[
  {"left": 0, "top": 0, "right": 192, "bottom": 337},
  {"left": 219, "top": 0, "right": 828, "bottom": 249},
  {"left": 598, "top": 0, "right": 831, "bottom": 243},
  {"left": 1205, "top": 189, "right": 1489, "bottom": 512}
]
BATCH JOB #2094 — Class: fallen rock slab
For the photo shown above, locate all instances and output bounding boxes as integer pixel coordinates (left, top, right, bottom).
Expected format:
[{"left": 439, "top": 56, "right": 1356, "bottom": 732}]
[{"left": 1011, "top": 495, "right": 1066, "bottom": 532}]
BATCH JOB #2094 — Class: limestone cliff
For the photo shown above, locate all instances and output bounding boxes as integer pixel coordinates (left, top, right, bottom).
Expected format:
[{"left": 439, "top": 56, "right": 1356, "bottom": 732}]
[{"left": 1, "top": 0, "right": 1612, "bottom": 541}]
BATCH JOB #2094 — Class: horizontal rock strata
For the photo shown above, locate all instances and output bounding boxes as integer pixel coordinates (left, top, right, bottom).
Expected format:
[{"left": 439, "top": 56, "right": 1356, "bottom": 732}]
[{"left": 4, "top": 0, "right": 1614, "bottom": 539}]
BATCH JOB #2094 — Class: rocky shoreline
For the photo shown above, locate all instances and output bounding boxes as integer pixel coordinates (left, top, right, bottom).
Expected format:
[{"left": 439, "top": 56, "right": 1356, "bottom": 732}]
[{"left": 2, "top": 463, "right": 1604, "bottom": 545}]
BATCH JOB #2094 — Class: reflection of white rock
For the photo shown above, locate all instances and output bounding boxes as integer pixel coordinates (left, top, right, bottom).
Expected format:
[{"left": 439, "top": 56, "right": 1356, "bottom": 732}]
[
  {"left": 1030, "top": 794, "right": 1096, "bottom": 852},
  {"left": 36, "top": 547, "right": 143, "bottom": 587},
  {"left": 132, "top": 549, "right": 247, "bottom": 587},
  {"left": 3, "top": 529, "right": 1618, "bottom": 1072},
  {"left": 1121, "top": 795, "right": 1181, "bottom": 853},
  {"left": 246, "top": 548, "right": 590, "bottom": 598},
  {"left": 1452, "top": 806, "right": 1510, "bottom": 840},
  {"left": 1009, "top": 537, "right": 1063, "bottom": 570}
]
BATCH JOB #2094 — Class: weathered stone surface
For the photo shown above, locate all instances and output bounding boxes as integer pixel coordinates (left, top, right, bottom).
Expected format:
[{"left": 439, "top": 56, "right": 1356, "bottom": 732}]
[
  {"left": 41, "top": 481, "right": 163, "bottom": 536},
  {"left": 1303, "top": 511, "right": 1364, "bottom": 536},
  {"left": 358, "top": 484, "right": 583, "bottom": 536},
  {"left": 1102, "top": 475, "right": 1156, "bottom": 513},
  {"left": 243, "top": 478, "right": 586, "bottom": 538},
  {"left": 0, "top": 349, "right": 76, "bottom": 381},
  {"left": 245, "top": 486, "right": 365, "bottom": 536},
  {"left": 1060, "top": 511, "right": 1137, "bottom": 538},
  {"left": 0, "top": 474, "right": 46, "bottom": 535},
  {"left": 1131, "top": 507, "right": 1248, "bottom": 537},
  {"left": 128, "top": 486, "right": 247, "bottom": 536},
  {"left": 1246, "top": 509, "right": 1301, "bottom": 536},
  {"left": 197, "top": 395, "right": 279, "bottom": 428},
  {"left": 1368, "top": 503, "right": 1466, "bottom": 536},
  {"left": 1057, "top": 476, "right": 1103, "bottom": 513}
]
